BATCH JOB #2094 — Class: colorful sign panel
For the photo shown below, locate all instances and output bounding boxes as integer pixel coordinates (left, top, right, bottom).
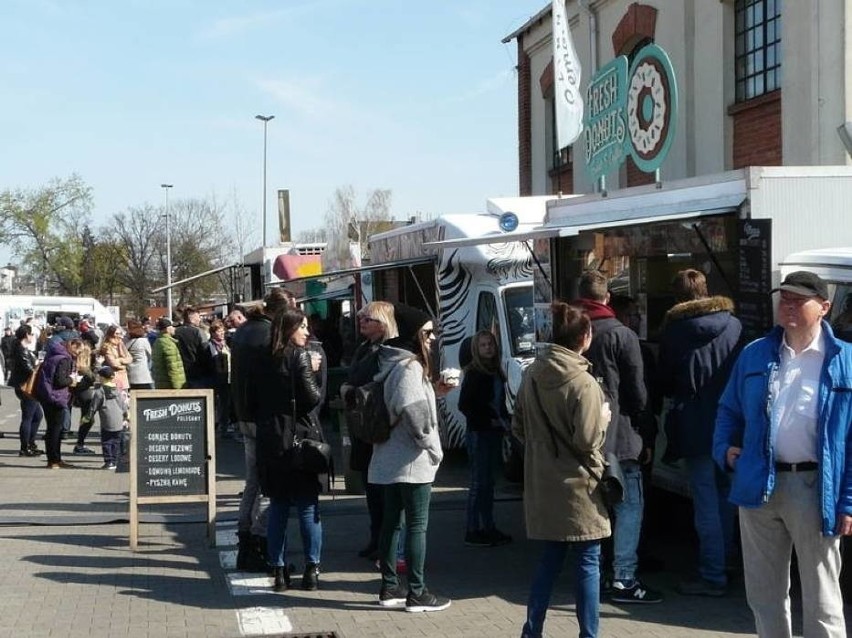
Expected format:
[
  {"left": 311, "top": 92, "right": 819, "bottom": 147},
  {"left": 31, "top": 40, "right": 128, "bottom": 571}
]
[{"left": 583, "top": 43, "right": 678, "bottom": 181}]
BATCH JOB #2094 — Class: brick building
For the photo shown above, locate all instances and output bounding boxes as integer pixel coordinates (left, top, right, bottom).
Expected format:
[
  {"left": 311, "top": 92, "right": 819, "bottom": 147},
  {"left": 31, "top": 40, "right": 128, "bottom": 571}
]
[{"left": 504, "top": 1, "right": 852, "bottom": 196}]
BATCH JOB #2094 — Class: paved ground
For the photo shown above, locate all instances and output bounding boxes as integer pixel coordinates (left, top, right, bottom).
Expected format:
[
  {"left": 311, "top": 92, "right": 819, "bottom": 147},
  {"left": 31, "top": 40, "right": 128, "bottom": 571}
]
[{"left": 0, "top": 385, "right": 846, "bottom": 637}]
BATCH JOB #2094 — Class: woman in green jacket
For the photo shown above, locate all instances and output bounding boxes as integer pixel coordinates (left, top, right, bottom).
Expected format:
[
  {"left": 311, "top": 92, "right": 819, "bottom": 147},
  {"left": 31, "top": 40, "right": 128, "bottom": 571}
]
[{"left": 151, "top": 318, "right": 186, "bottom": 389}]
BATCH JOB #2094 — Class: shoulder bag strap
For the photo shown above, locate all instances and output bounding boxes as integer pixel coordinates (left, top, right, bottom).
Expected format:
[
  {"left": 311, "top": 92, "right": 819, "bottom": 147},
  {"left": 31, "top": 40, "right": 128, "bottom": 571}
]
[{"left": 530, "top": 381, "right": 603, "bottom": 483}]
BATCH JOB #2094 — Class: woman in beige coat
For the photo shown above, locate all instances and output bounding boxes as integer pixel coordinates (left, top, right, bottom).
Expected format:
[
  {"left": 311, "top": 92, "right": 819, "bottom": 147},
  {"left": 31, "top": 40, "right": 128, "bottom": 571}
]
[{"left": 513, "top": 302, "right": 611, "bottom": 638}]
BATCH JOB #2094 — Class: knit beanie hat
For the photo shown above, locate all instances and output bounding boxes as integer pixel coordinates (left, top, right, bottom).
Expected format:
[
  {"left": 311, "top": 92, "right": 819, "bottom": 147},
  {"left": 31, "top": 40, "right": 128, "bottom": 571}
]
[{"left": 385, "top": 304, "right": 431, "bottom": 353}]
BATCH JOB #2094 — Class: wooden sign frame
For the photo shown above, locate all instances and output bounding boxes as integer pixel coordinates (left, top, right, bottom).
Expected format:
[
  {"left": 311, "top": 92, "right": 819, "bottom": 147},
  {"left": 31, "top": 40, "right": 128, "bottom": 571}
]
[{"left": 129, "top": 389, "right": 216, "bottom": 550}]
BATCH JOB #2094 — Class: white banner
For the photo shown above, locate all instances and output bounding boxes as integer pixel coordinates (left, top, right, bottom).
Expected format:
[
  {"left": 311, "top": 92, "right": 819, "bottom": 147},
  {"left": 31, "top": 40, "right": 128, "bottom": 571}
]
[{"left": 552, "top": 0, "right": 583, "bottom": 148}]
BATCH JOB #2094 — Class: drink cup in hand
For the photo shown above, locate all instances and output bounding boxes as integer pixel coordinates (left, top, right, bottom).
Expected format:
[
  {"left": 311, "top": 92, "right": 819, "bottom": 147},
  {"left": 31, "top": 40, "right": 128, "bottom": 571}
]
[
  {"left": 307, "top": 341, "right": 323, "bottom": 372},
  {"left": 439, "top": 368, "right": 461, "bottom": 388},
  {"left": 601, "top": 401, "right": 612, "bottom": 425}
]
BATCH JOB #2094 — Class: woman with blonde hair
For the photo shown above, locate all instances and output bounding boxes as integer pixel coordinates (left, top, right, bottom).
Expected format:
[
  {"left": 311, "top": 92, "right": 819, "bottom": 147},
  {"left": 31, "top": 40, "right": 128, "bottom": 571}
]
[
  {"left": 459, "top": 329, "right": 512, "bottom": 547},
  {"left": 99, "top": 325, "right": 133, "bottom": 391},
  {"left": 72, "top": 341, "right": 99, "bottom": 455},
  {"left": 343, "top": 301, "right": 398, "bottom": 559}
]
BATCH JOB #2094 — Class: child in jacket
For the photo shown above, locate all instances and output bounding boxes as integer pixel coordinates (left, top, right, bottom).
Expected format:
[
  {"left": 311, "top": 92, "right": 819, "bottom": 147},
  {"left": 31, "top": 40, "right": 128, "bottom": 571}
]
[{"left": 82, "top": 366, "right": 129, "bottom": 470}]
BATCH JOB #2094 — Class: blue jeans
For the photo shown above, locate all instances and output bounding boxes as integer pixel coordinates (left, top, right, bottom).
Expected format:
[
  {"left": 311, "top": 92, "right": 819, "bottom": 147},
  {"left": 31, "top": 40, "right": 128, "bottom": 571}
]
[
  {"left": 465, "top": 429, "right": 503, "bottom": 532},
  {"left": 612, "top": 461, "right": 643, "bottom": 583},
  {"left": 522, "top": 540, "right": 601, "bottom": 638},
  {"left": 266, "top": 494, "right": 322, "bottom": 567},
  {"left": 685, "top": 454, "right": 735, "bottom": 586},
  {"left": 16, "top": 391, "right": 43, "bottom": 449}
]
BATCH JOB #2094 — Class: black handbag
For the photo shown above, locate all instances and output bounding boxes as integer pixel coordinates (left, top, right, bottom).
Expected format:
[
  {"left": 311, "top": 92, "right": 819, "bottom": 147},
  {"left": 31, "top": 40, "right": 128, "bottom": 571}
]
[
  {"left": 531, "top": 383, "right": 625, "bottom": 508},
  {"left": 285, "top": 352, "right": 333, "bottom": 476}
]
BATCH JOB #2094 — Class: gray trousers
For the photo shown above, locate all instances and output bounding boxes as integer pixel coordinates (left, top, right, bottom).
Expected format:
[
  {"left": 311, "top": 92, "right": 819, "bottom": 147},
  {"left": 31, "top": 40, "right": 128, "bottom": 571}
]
[
  {"left": 739, "top": 471, "right": 845, "bottom": 638},
  {"left": 237, "top": 421, "right": 268, "bottom": 537}
]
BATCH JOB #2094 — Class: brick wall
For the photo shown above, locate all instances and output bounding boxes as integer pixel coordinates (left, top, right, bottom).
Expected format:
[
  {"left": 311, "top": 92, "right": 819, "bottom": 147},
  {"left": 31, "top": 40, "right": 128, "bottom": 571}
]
[
  {"left": 626, "top": 156, "right": 655, "bottom": 186},
  {"left": 549, "top": 164, "right": 574, "bottom": 194},
  {"left": 518, "top": 37, "right": 533, "bottom": 196},
  {"left": 730, "top": 90, "right": 782, "bottom": 168}
]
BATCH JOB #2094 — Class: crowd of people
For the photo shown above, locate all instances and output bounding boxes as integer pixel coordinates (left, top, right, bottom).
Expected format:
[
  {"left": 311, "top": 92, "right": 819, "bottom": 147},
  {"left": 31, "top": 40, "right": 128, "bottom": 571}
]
[{"left": 2, "top": 266, "right": 851, "bottom": 636}]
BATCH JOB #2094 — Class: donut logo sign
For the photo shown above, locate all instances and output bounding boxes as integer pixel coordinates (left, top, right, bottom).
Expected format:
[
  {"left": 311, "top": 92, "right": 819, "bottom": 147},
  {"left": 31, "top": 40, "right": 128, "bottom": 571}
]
[{"left": 584, "top": 43, "right": 678, "bottom": 181}]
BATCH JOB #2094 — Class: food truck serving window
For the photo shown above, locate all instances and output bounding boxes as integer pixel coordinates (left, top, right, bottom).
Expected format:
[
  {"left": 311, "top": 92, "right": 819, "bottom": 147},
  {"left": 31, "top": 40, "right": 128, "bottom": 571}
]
[{"left": 551, "top": 214, "right": 738, "bottom": 341}]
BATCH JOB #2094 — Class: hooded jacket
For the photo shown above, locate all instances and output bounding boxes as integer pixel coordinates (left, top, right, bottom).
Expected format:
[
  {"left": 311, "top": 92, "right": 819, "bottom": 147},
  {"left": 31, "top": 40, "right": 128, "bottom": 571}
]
[
  {"left": 368, "top": 344, "right": 443, "bottom": 485},
  {"left": 512, "top": 343, "right": 611, "bottom": 542},
  {"left": 85, "top": 382, "right": 128, "bottom": 432},
  {"left": 36, "top": 339, "right": 74, "bottom": 408},
  {"left": 574, "top": 298, "right": 646, "bottom": 461},
  {"left": 713, "top": 322, "right": 852, "bottom": 535},
  {"left": 659, "top": 296, "right": 742, "bottom": 459}
]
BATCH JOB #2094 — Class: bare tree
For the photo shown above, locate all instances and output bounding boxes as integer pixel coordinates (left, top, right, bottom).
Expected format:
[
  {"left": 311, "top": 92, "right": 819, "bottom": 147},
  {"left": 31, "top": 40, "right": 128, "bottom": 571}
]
[
  {"left": 106, "top": 204, "right": 164, "bottom": 317},
  {"left": 320, "top": 185, "right": 394, "bottom": 266},
  {"left": 227, "top": 187, "right": 258, "bottom": 262}
]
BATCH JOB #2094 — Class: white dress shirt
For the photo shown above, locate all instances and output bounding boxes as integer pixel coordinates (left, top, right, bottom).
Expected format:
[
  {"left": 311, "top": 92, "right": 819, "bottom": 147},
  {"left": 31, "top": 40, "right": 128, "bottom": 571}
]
[{"left": 771, "top": 327, "right": 825, "bottom": 464}]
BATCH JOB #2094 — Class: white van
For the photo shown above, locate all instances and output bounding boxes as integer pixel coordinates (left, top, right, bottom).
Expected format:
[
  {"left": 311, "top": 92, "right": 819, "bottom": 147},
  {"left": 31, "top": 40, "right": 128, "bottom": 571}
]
[{"left": 780, "top": 247, "right": 852, "bottom": 342}]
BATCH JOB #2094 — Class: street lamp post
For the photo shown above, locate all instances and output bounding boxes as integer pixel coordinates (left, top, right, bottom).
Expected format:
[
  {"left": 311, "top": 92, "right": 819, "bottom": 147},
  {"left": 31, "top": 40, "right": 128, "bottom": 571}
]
[
  {"left": 161, "top": 183, "right": 174, "bottom": 319},
  {"left": 255, "top": 114, "right": 274, "bottom": 247}
]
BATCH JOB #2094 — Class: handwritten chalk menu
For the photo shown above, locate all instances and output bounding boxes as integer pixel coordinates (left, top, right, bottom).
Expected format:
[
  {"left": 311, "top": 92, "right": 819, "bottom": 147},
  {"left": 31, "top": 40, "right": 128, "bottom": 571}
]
[
  {"left": 129, "top": 389, "right": 216, "bottom": 550},
  {"left": 137, "top": 397, "right": 207, "bottom": 496},
  {"left": 737, "top": 218, "right": 773, "bottom": 341}
]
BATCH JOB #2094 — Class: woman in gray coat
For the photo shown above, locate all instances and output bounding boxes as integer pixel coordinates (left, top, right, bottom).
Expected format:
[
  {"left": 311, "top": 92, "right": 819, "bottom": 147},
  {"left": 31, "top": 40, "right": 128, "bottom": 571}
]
[
  {"left": 513, "top": 302, "right": 611, "bottom": 638},
  {"left": 369, "top": 304, "right": 453, "bottom": 613}
]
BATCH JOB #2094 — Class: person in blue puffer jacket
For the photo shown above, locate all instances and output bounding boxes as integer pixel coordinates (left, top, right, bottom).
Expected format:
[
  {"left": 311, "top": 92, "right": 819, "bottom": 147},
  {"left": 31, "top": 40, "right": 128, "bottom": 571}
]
[{"left": 713, "top": 271, "right": 852, "bottom": 638}]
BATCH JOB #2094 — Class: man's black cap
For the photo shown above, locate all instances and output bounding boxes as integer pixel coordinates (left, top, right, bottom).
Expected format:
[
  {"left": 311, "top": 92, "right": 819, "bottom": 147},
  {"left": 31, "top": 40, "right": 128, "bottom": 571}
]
[{"left": 772, "top": 271, "right": 829, "bottom": 301}]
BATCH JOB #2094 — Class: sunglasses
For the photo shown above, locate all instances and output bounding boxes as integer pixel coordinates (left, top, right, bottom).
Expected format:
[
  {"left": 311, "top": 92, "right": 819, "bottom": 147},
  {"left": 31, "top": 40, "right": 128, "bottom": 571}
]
[
  {"left": 422, "top": 328, "right": 437, "bottom": 338},
  {"left": 359, "top": 316, "right": 381, "bottom": 324}
]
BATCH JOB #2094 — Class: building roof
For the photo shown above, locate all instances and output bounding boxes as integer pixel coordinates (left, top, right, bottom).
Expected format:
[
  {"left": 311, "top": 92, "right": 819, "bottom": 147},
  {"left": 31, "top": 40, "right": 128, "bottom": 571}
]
[{"left": 502, "top": 3, "right": 551, "bottom": 44}]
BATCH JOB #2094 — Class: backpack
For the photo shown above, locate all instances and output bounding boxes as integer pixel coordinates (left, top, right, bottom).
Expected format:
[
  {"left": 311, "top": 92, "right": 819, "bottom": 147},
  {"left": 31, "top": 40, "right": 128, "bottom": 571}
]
[{"left": 343, "top": 350, "right": 395, "bottom": 444}]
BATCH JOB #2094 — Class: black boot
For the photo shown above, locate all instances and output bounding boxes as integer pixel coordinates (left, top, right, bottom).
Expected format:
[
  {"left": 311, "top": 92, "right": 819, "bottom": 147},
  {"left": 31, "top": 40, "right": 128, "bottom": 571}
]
[
  {"left": 302, "top": 562, "right": 320, "bottom": 591},
  {"left": 273, "top": 565, "right": 290, "bottom": 592},
  {"left": 236, "top": 531, "right": 254, "bottom": 571}
]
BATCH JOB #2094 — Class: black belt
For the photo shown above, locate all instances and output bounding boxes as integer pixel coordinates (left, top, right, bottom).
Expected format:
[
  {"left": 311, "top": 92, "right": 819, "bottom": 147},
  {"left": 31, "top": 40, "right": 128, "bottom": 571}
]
[{"left": 775, "top": 462, "right": 818, "bottom": 472}]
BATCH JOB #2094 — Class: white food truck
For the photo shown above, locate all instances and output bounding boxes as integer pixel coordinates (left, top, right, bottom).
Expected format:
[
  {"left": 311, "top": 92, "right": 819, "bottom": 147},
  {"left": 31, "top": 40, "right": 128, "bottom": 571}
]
[{"left": 367, "top": 196, "right": 561, "bottom": 453}]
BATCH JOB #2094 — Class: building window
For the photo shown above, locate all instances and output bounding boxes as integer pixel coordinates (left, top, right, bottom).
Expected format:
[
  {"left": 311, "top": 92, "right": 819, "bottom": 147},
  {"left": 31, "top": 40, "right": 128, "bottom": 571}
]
[{"left": 735, "top": 0, "right": 781, "bottom": 101}]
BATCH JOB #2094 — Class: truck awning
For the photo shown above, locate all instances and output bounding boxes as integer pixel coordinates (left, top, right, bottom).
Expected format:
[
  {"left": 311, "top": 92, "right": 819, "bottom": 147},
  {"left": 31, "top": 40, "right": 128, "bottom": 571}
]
[
  {"left": 264, "top": 255, "right": 437, "bottom": 288},
  {"left": 151, "top": 263, "right": 241, "bottom": 293},
  {"left": 545, "top": 173, "right": 747, "bottom": 229},
  {"left": 421, "top": 225, "right": 575, "bottom": 250}
]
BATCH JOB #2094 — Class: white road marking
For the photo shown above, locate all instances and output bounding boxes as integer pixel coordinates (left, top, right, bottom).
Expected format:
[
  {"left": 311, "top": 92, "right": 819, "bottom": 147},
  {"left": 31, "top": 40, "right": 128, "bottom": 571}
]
[
  {"left": 227, "top": 572, "right": 278, "bottom": 596},
  {"left": 237, "top": 606, "right": 292, "bottom": 636}
]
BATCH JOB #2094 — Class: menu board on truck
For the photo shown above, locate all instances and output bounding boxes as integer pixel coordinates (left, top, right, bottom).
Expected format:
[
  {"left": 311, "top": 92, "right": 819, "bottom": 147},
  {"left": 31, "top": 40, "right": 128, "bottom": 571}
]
[
  {"left": 129, "top": 389, "right": 216, "bottom": 550},
  {"left": 737, "top": 219, "right": 773, "bottom": 342}
]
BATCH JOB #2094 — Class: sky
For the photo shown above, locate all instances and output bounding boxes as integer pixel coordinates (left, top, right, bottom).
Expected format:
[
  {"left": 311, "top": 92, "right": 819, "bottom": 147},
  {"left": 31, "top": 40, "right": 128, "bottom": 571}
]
[{"left": 0, "top": 0, "right": 547, "bottom": 253}]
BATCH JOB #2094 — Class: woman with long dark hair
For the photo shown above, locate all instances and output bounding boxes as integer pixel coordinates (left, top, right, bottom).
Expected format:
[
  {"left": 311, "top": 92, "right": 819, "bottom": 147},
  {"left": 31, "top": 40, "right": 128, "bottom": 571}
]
[
  {"left": 257, "top": 307, "right": 325, "bottom": 592},
  {"left": 370, "top": 304, "right": 452, "bottom": 613},
  {"left": 514, "top": 302, "right": 611, "bottom": 638},
  {"left": 8, "top": 324, "right": 43, "bottom": 457}
]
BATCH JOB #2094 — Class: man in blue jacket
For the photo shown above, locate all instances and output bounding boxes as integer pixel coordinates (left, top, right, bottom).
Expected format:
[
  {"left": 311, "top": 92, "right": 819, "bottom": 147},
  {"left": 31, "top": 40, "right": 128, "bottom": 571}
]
[{"left": 714, "top": 271, "right": 852, "bottom": 638}]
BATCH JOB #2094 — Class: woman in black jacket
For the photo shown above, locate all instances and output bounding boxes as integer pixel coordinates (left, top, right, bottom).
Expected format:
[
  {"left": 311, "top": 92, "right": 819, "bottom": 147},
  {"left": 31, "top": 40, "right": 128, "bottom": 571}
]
[
  {"left": 458, "top": 329, "right": 512, "bottom": 547},
  {"left": 342, "top": 300, "right": 398, "bottom": 559},
  {"left": 258, "top": 307, "right": 324, "bottom": 593},
  {"left": 9, "top": 324, "right": 43, "bottom": 457}
]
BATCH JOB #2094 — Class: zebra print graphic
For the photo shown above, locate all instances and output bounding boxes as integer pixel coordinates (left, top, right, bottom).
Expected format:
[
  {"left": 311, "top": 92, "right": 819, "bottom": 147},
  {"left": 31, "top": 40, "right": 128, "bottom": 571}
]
[
  {"left": 435, "top": 249, "right": 471, "bottom": 450},
  {"left": 485, "top": 242, "right": 534, "bottom": 281}
]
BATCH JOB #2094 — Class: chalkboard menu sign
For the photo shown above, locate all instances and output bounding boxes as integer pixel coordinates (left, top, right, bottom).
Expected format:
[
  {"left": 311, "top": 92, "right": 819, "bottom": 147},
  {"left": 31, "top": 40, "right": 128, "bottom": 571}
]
[
  {"left": 129, "top": 389, "right": 216, "bottom": 550},
  {"left": 737, "top": 219, "right": 773, "bottom": 341},
  {"left": 136, "top": 396, "right": 207, "bottom": 497}
]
